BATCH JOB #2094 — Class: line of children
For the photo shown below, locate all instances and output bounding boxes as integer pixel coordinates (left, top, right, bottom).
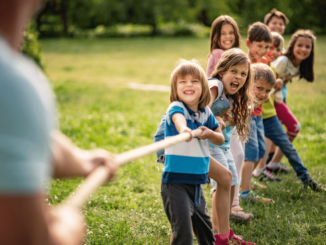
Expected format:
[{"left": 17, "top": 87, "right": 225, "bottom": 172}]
[{"left": 154, "top": 10, "right": 324, "bottom": 245}]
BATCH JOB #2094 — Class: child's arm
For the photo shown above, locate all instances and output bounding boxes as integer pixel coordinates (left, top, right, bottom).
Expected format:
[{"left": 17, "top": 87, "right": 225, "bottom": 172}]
[
  {"left": 171, "top": 113, "right": 193, "bottom": 142},
  {"left": 208, "top": 87, "right": 218, "bottom": 108},
  {"left": 197, "top": 126, "right": 225, "bottom": 146}
]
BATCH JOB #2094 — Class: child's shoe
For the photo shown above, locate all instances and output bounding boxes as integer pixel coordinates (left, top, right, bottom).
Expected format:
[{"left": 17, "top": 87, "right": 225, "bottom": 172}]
[
  {"left": 251, "top": 180, "right": 267, "bottom": 191},
  {"left": 240, "top": 190, "right": 274, "bottom": 204},
  {"left": 214, "top": 229, "right": 255, "bottom": 245},
  {"left": 304, "top": 178, "right": 326, "bottom": 192},
  {"left": 266, "top": 163, "right": 290, "bottom": 174},
  {"left": 229, "top": 207, "right": 254, "bottom": 223},
  {"left": 253, "top": 169, "right": 282, "bottom": 182}
]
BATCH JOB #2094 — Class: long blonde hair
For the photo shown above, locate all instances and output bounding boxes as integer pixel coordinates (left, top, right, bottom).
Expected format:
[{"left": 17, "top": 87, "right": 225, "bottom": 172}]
[
  {"left": 211, "top": 49, "right": 254, "bottom": 141},
  {"left": 170, "top": 59, "right": 211, "bottom": 110}
]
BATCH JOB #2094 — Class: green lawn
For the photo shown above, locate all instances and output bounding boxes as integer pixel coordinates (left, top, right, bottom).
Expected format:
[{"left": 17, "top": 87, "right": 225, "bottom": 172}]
[{"left": 42, "top": 37, "right": 326, "bottom": 244}]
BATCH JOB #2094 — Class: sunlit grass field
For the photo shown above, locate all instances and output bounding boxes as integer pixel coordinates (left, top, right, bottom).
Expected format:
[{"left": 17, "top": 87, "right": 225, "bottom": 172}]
[{"left": 42, "top": 36, "right": 326, "bottom": 244}]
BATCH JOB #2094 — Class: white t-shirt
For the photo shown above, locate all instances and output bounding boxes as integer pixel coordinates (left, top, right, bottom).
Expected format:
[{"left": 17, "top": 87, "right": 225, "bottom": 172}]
[
  {"left": 0, "top": 36, "right": 56, "bottom": 194},
  {"left": 272, "top": 55, "right": 299, "bottom": 78}
]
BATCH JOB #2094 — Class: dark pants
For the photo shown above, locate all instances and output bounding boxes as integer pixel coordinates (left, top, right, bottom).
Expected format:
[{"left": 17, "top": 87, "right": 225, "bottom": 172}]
[
  {"left": 263, "top": 116, "right": 310, "bottom": 183},
  {"left": 161, "top": 183, "right": 215, "bottom": 245}
]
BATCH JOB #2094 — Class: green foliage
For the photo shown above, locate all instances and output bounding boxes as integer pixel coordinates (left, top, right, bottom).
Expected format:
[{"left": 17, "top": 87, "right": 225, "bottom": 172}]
[
  {"left": 22, "top": 23, "right": 44, "bottom": 70},
  {"left": 43, "top": 37, "right": 326, "bottom": 244},
  {"left": 35, "top": 0, "right": 326, "bottom": 37}
]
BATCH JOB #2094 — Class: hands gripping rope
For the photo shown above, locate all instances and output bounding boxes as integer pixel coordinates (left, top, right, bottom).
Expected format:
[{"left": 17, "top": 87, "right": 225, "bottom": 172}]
[{"left": 65, "top": 128, "right": 203, "bottom": 209}]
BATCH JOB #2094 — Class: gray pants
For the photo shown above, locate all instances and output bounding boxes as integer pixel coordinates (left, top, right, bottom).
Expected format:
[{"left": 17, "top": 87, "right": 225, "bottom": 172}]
[{"left": 161, "top": 183, "right": 215, "bottom": 245}]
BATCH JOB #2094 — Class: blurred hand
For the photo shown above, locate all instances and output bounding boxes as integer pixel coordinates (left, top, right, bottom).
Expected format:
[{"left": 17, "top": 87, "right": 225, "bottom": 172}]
[
  {"left": 78, "top": 149, "right": 118, "bottom": 181},
  {"left": 49, "top": 206, "right": 85, "bottom": 245},
  {"left": 215, "top": 116, "right": 226, "bottom": 131},
  {"left": 179, "top": 126, "right": 193, "bottom": 142},
  {"left": 197, "top": 126, "right": 212, "bottom": 140},
  {"left": 274, "top": 78, "right": 283, "bottom": 92}
]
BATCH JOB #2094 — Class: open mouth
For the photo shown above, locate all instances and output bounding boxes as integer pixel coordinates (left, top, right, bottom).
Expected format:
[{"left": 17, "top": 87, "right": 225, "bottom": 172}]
[{"left": 230, "top": 82, "right": 239, "bottom": 90}]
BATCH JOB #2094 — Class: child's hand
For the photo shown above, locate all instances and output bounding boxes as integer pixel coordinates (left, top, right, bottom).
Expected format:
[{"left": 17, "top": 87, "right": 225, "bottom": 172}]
[
  {"left": 180, "top": 125, "right": 193, "bottom": 142},
  {"left": 275, "top": 78, "right": 283, "bottom": 91},
  {"left": 197, "top": 126, "right": 212, "bottom": 140},
  {"left": 215, "top": 116, "right": 226, "bottom": 131},
  {"left": 223, "top": 113, "right": 235, "bottom": 127}
]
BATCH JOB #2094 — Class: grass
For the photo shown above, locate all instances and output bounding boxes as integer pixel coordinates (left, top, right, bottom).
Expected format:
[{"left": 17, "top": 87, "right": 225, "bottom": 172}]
[{"left": 42, "top": 36, "right": 326, "bottom": 244}]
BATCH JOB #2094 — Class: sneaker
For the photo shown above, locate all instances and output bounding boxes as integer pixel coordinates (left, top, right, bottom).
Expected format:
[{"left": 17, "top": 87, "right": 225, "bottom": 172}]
[
  {"left": 304, "top": 178, "right": 326, "bottom": 192},
  {"left": 266, "top": 163, "right": 290, "bottom": 174},
  {"left": 230, "top": 209, "right": 254, "bottom": 223},
  {"left": 240, "top": 190, "right": 274, "bottom": 204},
  {"left": 214, "top": 229, "right": 255, "bottom": 245},
  {"left": 253, "top": 169, "right": 282, "bottom": 182},
  {"left": 251, "top": 180, "right": 267, "bottom": 191}
]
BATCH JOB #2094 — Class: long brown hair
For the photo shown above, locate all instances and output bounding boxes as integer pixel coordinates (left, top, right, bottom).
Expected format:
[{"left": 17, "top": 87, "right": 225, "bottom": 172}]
[
  {"left": 209, "top": 15, "right": 241, "bottom": 53},
  {"left": 170, "top": 59, "right": 211, "bottom": 110},
  {"left": 284, "top": 29, "right": 316, "bottom": 82},
  {"left": 210, "top": 48, "right": 254, "bottom": 141}
]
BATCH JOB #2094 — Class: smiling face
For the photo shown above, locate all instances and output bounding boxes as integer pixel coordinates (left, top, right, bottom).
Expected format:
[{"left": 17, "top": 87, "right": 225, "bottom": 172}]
[
  {"left": 246, "top": 40, "right": 270, "bottom": 62},
  {"left": 252, "top": 79, "right": 273, "bottom": 104},
  {"left": 176, "top": 74, "right": 202, "bottom": 111},
  {"left": 265, "top": 43, "right": 282, "bottom": 63},
  {"left": 219, "top": 62, "right": 248, "bottom": 95},
  {"left": 293, "top": 37, "right": 312, "bottom": 64},
  {"left": 219, "top": 24, "right": 235, "bottom": 50},
  {"left": 267, "top": 16, "right": 285, "bottom": 35}
]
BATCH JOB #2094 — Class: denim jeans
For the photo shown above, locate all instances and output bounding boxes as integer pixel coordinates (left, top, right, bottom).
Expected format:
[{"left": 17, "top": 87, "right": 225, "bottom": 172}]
[
  {"left": 263, "top": 116, "right": 310, "bottom": 183},
  {"left": 245, "top": 115, "right": 266, "bottom": 162}
]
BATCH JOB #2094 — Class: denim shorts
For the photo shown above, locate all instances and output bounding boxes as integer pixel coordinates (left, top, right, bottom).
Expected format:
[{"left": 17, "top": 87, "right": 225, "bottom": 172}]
[
  {"left": 209, "top": 146, "right": 238, "bottom": 191},
  {"left": 245, "top": 115, "right": 266, "bottom": 162}
]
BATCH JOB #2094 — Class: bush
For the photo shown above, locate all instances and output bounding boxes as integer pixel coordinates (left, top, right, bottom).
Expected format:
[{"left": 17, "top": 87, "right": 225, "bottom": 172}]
[
  {"left": 69, "top": 22, "right": 210, "bottom": 38},
  {"left": 22, "top": 22, "right": 44, "bottom": 70}
]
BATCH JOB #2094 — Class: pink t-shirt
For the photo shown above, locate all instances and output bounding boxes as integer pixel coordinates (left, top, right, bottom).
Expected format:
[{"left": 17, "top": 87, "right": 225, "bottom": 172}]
[{"left": 206, "top": 49, "right": 224, "bottom": 78}]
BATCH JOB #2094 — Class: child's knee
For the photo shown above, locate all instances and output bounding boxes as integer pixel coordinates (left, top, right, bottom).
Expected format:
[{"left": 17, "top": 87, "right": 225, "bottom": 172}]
[{"left": 221, "top": 169, "right": 232, "bottom": 188}]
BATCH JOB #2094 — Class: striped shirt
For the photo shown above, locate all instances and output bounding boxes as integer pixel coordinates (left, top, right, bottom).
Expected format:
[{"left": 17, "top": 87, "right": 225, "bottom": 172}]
[{"left": 162, "top": 101, "right": 219, "bottom": 184}]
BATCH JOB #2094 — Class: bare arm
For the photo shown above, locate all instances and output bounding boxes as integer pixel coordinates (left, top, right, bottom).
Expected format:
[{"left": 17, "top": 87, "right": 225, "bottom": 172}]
[
  {"left": 51, "top": 131, "right": 117, "bottom": 180},
  {"left": 171, "top": 113, "right": 193, "bottom": 142},
  {"left": 208, "top": 87, "right": 218, "bottom": 108},
  {"left": 0, "top": 194, "right": 84, "bottom": 245}
]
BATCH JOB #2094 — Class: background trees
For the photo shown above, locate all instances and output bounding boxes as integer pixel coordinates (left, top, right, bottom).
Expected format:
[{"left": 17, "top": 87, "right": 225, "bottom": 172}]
[{"left": 34, "top": 0, "right": 326, "bottom": 37}]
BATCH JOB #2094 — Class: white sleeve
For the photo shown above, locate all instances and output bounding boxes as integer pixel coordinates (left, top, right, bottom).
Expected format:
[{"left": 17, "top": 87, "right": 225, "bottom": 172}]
[
  {"left": 208, "top": 78, "right": 224, "bottom": 101},
  {"left": 273, "top": 56, "right": 288, "bottom": 77}
]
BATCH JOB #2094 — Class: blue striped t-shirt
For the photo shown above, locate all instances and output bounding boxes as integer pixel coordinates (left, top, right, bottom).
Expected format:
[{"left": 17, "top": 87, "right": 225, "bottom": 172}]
[{"left": 162, "top": 101, "right": 219, "bottom": 184}]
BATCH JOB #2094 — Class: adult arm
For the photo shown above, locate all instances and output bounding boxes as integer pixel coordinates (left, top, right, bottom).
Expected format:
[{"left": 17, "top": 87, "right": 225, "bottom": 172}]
[{"left": 51, "top": 131, "right": 117, "bottom": 180}]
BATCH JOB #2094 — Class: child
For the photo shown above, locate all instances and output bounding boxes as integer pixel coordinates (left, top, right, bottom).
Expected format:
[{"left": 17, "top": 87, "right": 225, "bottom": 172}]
[
  {"left": 208, "top": 49, "right": 255, "bottom": 245},
  {"left": 267, "top": 30, "right": 315, "bottom": 172},
  {"left": 241, "top": 63, "right": 276, "bottom": 204},
  {"left": 264, "top": 8, "right": 289, "bottom": 38},
  {"left": 206, "top": 15, "right": 253, "bottom": 224},
  {"left": 254, "top": 32, "right": 289, "bottom": 175},
  {"left": 206, "top": 15, "right": 241, "bottom": 76},
  {"left": 161, "top": 59, "right": 224, "bottom": 245},
  {"left": 246, "top": 22, "right": 271, "bottom": 64},
  {"left": 264, "top": 8, "right": 289, "bottom": 163}
]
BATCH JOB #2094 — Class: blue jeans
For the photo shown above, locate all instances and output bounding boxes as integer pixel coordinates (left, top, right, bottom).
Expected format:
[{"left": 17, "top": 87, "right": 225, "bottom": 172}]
[
  {"left": 245, "top": 115, "right": 266, "bottom": 162},
  {"left": 263, "top": 116, "right": 310, "bottom": 183}
]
